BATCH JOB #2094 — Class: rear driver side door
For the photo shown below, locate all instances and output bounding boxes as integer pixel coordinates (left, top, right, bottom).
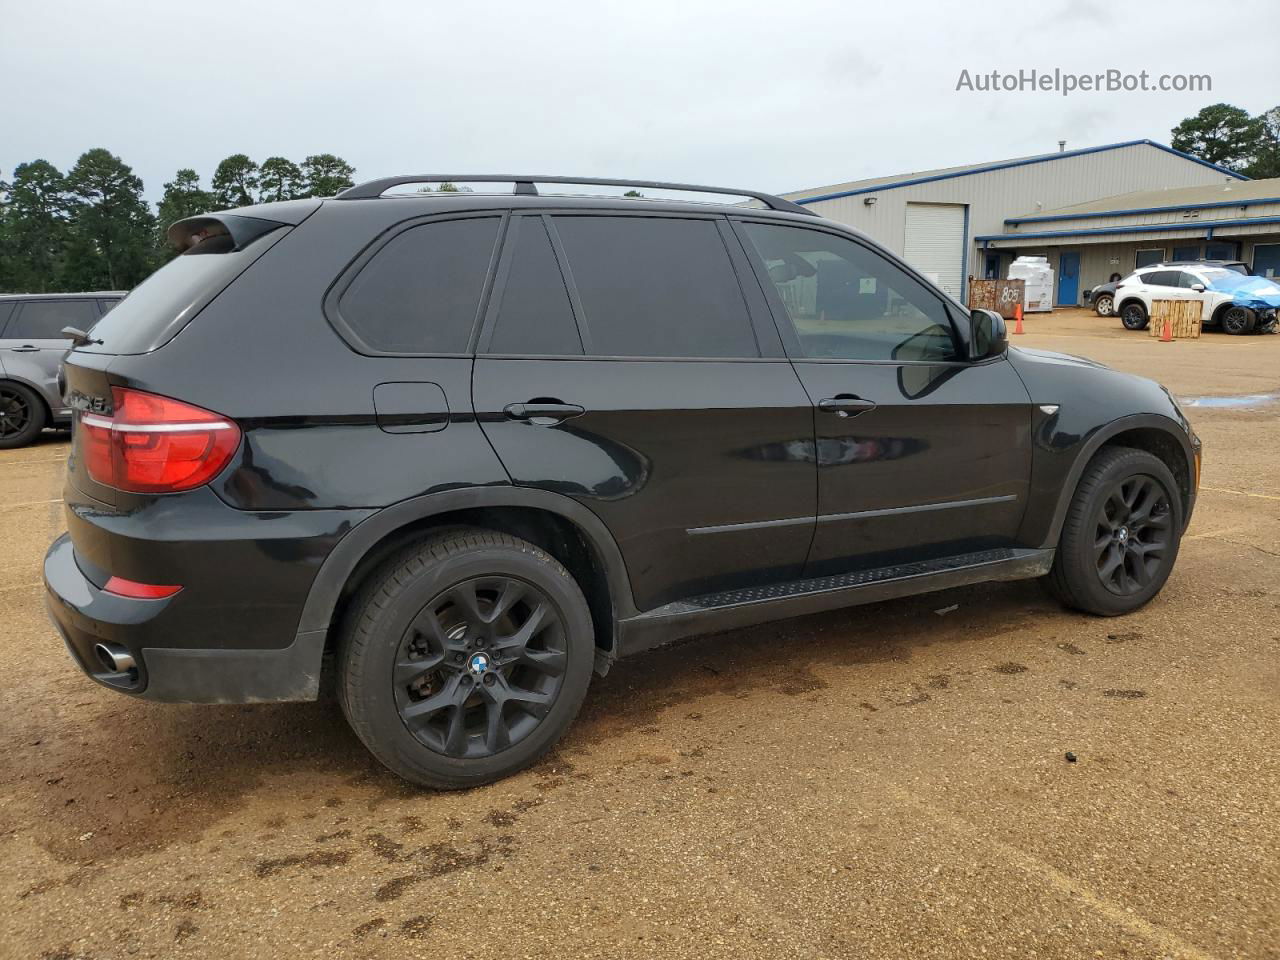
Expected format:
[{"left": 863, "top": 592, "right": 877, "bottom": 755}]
[{"left": 472, "top": 212, "right": 816, "bottom": 612}]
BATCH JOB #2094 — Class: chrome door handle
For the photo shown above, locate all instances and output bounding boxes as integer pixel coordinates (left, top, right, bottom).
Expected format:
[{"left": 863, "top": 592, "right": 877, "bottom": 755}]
[
  {"left": 818, "top": 395, "right": 877, "bottom": 417},
  {"left": 503, "top": 401, "right": 585, "bottom": 424}
]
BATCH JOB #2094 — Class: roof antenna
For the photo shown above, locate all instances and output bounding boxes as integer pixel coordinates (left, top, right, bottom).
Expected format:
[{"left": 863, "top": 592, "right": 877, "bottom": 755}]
[{"left": 1058, "top": 140, "right": 1066, "bottom": 152}]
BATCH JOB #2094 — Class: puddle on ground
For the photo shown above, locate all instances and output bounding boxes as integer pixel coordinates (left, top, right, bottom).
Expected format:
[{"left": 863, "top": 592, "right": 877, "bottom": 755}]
[{"left": 1179, "top": 392, "right": 1279, "bottom": 409}]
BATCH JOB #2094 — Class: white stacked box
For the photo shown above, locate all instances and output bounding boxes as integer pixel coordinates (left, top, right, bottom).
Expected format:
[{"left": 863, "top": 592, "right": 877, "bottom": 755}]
[{"left": 1008, "top": 256, "right": 1055, "bottom": 312}]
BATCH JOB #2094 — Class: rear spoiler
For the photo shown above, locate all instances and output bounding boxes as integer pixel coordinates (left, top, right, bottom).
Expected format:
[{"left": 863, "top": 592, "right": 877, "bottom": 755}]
[{"left": 166, "top": 199, "right": 322, "bottom": 252}]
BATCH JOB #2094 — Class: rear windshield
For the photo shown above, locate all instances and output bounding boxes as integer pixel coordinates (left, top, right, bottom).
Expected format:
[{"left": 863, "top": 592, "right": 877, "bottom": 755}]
[{"left": 80, "top": 228, "right": 285, "bottom": 354}]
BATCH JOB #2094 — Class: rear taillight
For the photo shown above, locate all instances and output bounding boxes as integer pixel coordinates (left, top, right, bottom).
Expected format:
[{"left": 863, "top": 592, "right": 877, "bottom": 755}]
[{"left": 80, "top": 387, "right": 241, "bottom": 493}]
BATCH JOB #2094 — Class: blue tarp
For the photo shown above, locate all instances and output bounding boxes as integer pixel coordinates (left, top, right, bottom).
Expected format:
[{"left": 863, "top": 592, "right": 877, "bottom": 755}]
[{"left": 1203, "top": 272, "right": 1280, "bottom": 311}]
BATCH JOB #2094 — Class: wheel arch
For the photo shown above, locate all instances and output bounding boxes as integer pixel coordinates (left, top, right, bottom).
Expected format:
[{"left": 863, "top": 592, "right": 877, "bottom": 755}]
[
  {"left": 1043, "top": 414, "right": 1196, "bottom": 548},
  {"left": 299, "top": 487, "right": 637, "bottom": 670},
  {"left": 0, "top": 375, "right": 53, "bottom": 424}
]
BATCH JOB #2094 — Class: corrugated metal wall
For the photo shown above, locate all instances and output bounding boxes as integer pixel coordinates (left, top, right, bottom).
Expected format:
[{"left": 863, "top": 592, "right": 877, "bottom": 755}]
[{"left": 796, "top": 143, "right": 1235, "bottom": 302}]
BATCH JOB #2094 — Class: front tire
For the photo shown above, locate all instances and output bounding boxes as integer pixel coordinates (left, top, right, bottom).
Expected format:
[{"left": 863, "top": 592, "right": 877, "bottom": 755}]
[
  {"left": 1094, "top": 293, "right": 1114, "bottom": 317},
  {"left": 1119, "top": 302, "right": 1148, "bottom": 331},
  {"left": 0, "top": 382, "right": 46, "bottom": 449},
  {"left": 338, "top": 528, "right": 595, "bottom": 789},
  {"left": 1220, "top": 306, "right": 1255, "bottom": 335},
  {"left": 1044, "top": 447, "right": 1183, "bottom": 616}
]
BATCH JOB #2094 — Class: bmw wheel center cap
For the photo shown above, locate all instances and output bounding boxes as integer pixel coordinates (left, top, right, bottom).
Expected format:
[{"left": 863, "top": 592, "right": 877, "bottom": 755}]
[{"left": 468, "top": 652, "right": 491, "bottom": 676}]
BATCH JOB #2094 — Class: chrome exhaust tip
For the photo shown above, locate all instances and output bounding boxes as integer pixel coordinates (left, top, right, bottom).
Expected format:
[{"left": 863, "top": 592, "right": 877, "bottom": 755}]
[{"left": 93, "top": 643, "right": 136, "bottom": 674}]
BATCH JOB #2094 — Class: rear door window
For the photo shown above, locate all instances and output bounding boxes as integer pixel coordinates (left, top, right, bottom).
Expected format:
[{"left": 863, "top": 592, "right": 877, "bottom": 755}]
[
  {"left": 1142, "top": 270, "right": 1177, "bottom": 288},
  {"left": 486, "top": 217, "right": 582, "bottom": 355},
  {"left": 551, "top": 216, "right": 759, "bottom": 358},
  {"left": 337, "top": 217, "right": 501, "bottom": 354},
  {"left": 7, "top": 299, "right": 100, "bottom": 339}
]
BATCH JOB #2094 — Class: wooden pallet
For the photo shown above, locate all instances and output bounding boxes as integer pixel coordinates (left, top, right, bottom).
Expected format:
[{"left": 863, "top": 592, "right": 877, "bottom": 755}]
[
  {"left": 1149, "top": 299, "right": 1202, "bottom": 339},
  {"left": 968, "top": 279, "right": 1026, "bottom": 320}
]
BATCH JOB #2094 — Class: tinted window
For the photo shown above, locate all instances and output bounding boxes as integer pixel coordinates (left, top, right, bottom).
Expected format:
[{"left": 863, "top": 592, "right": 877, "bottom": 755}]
[
  {"left": 1175, "top": 272, "right": 1203, "bottom": 289},
  {"left": 488, "top": 217, "right": 582, "bottom": 355},
  {"left": 83, "top": 229, "right": 283, "bottom": 355},
  {"left": 6, "top": 299, "right": 100, "bottom": 340},
  {"left": 742, "top": 222, "right": 957, "bottom": 362},
  {"left": 0, "top": 303, "right": 13, "bottom": 333},
  {"left": 339, "top": 217, "right": 500, "bottom": 353},
  {"left": 552, "top": 216, "right": 758, "bottom": 358},
  {"left": 1142, "top": 270, "right": 1178, "bottom": 288}
]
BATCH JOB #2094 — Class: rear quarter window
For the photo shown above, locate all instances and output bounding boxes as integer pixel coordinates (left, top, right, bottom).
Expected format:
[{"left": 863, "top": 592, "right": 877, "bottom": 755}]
[
  {"left": 334, "top": 217, "right": 501, "bottom": 355},
  {"left": 79, "top": 227, "right": 287, "bottom": 355}
]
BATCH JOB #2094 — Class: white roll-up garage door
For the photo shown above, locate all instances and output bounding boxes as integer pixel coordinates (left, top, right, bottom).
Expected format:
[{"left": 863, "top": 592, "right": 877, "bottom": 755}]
[{"left": 903, "top": 203, "right": 966, "bottom": 300}]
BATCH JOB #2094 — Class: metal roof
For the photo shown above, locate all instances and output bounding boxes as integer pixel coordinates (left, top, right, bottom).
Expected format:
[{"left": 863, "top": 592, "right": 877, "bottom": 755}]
[
  {"left": 1006, "top": 177, "right": 1280, "bottom": 224},
  {"left": 782, "top": 140, "right": 1246, "bottom": 205}
]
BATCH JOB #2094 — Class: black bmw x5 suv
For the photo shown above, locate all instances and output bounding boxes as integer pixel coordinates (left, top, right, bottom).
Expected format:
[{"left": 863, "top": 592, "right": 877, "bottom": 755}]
[{"left": 45, "top": 175, "right": 1200, "bottom": 788}]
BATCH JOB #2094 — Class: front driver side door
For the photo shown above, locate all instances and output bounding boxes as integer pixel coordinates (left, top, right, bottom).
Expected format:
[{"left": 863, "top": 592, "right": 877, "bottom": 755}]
[{"left": 735, "top": 219, "right": 1033, "bottom": 577}]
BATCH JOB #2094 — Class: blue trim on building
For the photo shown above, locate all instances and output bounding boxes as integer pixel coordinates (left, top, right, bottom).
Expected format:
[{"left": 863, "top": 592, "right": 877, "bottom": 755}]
[
  {"left": 1007, "top": 194, "right": 1280, "bottom": 226},
  {"left": 791, "top": 140, "right": 1247, "bottom": 206},
  {"left": 975, "top": 214, "right": 1280, "bottom": 243}
]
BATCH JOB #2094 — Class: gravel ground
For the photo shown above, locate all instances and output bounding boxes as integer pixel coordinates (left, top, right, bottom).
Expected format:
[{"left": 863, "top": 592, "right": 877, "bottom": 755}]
[{"left": 1, "top": 310, "right": 1277, "bottom": 959}]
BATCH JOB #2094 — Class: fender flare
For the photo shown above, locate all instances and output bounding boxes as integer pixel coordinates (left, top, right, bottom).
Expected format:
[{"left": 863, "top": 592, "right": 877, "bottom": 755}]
[
  {"left": 295, "top": 485, "right": 638, "bottom": 637},
  {"left": 1042, "top": 412, "right": 1196, "bottom": 549}
]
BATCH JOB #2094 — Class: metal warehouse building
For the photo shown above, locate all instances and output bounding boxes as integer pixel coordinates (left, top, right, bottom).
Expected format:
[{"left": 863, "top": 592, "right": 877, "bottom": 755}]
[{"left": 783, "top": 139, "right": 1257, "bottom": 307}]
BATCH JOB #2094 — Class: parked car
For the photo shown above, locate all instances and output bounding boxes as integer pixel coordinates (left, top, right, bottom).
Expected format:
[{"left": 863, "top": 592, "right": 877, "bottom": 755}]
[
  {"left": 1088, "top": 260, "right": 1250, "bottom": 318},
  {"left": 44, "top": 177, "right": 1201, "bottom": 789},
  {"left": 0, "top": 292, "right": 125, "bottom": 448},
  {"left": 1114, "top": 263, "right": 1278, "bottom": 334}
]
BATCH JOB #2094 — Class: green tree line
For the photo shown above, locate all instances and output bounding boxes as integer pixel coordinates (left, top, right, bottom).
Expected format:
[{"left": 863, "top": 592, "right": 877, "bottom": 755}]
[
  {"left": 0, "top": 150, "right": 355, "bottom": 293},
  {"left": 1171, "top": 103, "right": 1280, "bottom": 178}
]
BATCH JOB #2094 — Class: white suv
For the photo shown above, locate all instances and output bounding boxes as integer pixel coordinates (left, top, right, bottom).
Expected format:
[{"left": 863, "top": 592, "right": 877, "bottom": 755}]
[{"left": 1114, "top": 264, "right": 1280, "bottom": 335}]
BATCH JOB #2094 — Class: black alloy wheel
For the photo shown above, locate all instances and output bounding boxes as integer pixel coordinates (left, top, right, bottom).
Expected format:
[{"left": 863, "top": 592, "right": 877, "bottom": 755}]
[
  {"left": 1221, "top": 306, "right": 1254, "bottom": 335},
  {"left": 393, "top": 576, "right": 568, "bottom": 758},
  {"left": 1092, "top": 474, "right": 1172, "bottom": 596},
  {"left": 338, "top": 528, "right": 594, "bottom": 789},
  {"left": 1044, "top": 446, "right": 1183, "bottom": 616},
  {"left": 0, "top": 383, "right": 45, "bottom": 448},
  {"left": 1120, "top": 302, "right": 1148, "bottom": 330}
]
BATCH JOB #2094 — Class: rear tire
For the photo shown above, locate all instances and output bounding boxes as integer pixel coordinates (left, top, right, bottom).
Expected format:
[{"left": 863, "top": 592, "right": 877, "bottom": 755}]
[
  {"left": 1044, "top": 447, "right": 1183, "bottom": 616},
  {"left": 0, "top": 382, "right": 46, "bottom": 449},
  {"left": 1119, "top": 302, "right": 1148, "bottom": 331},
  {"left": 1093, "top": 293, "right": 1114, "bottom": 317},
  {"left": 338, "top": 528, "right": 594, "bottom": 789}
]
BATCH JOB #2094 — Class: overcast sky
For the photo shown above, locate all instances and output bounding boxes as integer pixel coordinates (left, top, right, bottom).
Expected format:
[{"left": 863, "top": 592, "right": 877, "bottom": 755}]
[{"left": 2, "top": 0, "right": 1275, "bottom": 203}]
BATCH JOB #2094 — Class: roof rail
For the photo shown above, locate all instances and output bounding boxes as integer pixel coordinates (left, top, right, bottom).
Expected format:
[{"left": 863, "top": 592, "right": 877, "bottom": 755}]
[{"left": 334, "top": 174, "right": 816, "bottom": 216}]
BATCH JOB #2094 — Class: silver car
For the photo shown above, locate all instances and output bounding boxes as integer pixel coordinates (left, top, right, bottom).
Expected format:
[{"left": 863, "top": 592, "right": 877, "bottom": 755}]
[{"left": 0, "top": 293, "right": 124, "bottom": 448}]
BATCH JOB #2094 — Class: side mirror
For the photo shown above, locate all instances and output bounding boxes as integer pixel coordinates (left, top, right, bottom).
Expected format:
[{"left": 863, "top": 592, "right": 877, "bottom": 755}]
[
  {"left": 969, "top": 308, "right": 1008, "bottom": 360},
  {"left": 1190, "top": 283, "right": 1205, "bottom": 292}
]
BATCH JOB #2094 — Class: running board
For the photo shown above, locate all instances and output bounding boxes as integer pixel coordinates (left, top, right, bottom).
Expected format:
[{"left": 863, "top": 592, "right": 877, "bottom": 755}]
[{"left": 615, "top": 547, "right": 1054, "bottom": 658}]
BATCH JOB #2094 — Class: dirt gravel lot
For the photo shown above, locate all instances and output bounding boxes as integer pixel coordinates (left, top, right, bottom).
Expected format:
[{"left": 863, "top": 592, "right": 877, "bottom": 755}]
[{"left": 2, "top": 310, "right": 1277, "bottom": 959}]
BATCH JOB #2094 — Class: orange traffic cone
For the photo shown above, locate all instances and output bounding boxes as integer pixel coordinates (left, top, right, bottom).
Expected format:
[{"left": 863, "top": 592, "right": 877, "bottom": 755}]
[
  {"left": 1012, "top": 304, "right": 1024, "bottom": 335},
  {"left": 1159, "top": 315, "right": 1173, "bottom": 342}
]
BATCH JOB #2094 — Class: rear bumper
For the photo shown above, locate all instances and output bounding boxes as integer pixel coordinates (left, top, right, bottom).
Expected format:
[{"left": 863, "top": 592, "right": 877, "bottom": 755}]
[{"left": 44, "top": 533, "right": 329, "bottom": 702}]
